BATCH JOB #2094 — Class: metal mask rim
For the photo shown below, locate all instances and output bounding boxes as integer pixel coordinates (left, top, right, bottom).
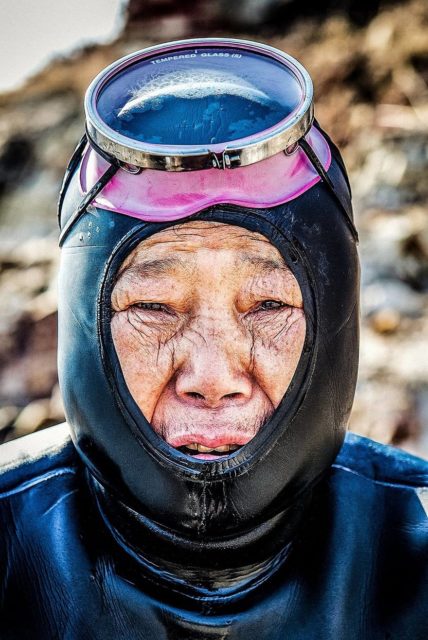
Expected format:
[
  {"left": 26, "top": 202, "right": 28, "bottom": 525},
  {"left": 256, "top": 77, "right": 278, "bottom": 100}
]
[{"left": 84, "top": 37, "right": 314, "bottom": 172}]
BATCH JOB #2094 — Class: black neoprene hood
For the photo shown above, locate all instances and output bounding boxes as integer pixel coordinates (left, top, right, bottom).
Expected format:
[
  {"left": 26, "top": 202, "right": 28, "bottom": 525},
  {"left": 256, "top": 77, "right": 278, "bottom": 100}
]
[{"left": 57, "top": 126, "right": 359, "bottom": 594}]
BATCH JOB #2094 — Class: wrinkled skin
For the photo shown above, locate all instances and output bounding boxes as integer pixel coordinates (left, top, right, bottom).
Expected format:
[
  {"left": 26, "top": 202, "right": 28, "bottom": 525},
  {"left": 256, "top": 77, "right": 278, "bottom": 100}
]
[{"left": 111, "top": 222, "right": 306, "bottom": 458}]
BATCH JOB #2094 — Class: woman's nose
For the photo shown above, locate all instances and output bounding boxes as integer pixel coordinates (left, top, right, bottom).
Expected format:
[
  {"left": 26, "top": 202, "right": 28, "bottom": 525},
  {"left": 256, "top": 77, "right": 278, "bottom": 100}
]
[{"left": 174, "top": 317, "right": 252, "bottom": 408}]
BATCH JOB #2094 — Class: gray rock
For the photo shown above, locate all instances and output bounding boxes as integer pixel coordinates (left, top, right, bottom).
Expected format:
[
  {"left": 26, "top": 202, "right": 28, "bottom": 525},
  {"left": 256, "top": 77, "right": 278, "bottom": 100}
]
[{"left": 362, "top": 279, "right": 423, "bottom": 318}]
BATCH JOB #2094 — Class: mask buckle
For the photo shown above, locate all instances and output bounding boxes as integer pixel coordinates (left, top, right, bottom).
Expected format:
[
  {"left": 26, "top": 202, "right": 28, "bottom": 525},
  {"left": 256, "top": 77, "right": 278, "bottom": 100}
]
[{"left": 210, "top": 150, "right": 242, "bottom": 170}]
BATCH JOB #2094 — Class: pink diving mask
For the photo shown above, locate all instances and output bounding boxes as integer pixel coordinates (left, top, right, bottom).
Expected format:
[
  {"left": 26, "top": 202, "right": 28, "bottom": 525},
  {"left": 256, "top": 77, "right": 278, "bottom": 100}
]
[
  {"left": 79, "top": 126, "right": 330, "bottom": 222},
  {"left": 58, "top": 37, "right": 357, "bottom": 244}
]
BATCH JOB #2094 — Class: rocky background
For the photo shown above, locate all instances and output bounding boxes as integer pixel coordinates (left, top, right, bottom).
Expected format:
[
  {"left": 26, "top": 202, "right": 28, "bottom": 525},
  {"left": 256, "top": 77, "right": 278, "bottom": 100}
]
[{"left": 0, "top": 0, "right": 427, "bottom": 456}]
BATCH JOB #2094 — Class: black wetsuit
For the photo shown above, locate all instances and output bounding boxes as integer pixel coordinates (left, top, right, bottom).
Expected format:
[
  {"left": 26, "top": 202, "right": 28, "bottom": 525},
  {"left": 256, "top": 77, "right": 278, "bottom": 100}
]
[{"left": 1, "top": 425, "right": 427, "bottom": 639}]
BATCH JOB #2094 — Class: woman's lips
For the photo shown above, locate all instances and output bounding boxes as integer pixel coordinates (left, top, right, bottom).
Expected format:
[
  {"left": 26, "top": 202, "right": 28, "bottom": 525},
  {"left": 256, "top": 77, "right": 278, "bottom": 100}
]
[
  {"left": 176, "top": 442, "right": 244, "bottom": 459},
  {"left": 183, "top": 443, "right": 241, "bottom": 453},
  {"left": 168, "top": 438, "right": 246, "bottom": 460},
  {"left": 152, "top": 401, "right": 273, "bottom": 457},
  {"left": 192, "top": 452, "right": 228, "bottom": 460},
  {"left": 154, "top": 407, "right": 273, "bottom": 460},
  {"left": 166, "top": 434, "right": 253, "bottom": 449}
]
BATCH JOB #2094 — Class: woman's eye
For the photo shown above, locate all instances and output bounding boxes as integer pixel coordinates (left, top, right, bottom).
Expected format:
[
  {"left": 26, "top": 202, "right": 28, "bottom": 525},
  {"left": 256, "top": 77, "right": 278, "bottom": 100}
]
[
  {"left": 132, "top": 302, "right": 169, "bottom": 312},
  {"left": 258, "top": 300, "right": 286, "bottom": 311}
]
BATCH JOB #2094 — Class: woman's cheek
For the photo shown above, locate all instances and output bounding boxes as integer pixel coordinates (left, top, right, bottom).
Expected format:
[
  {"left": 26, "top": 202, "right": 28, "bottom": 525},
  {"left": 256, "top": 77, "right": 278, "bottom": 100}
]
[
  {"left": 251, "top": 310, "right": 306, "bottom": 407},
  {"left": 111, "top": 312, "right": 177, "bottom": 421}
]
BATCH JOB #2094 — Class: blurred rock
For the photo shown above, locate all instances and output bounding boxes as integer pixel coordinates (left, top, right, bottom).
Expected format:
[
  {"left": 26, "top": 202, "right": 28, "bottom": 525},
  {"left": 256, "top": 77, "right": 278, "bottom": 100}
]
[
  {"left": 0, "top": 406, "right": 19, "bottom": 433},
  {"left": 369, "top": 308, "right": 401, "bottom": 334},
  {"left": 49, "top": 384, "right": 65, "bottom": 424},
  {"left": 2, "top": 384, "right": 65, "bottom": 444},
  {"left": 413, "top": 386, "right": 428, "bottom": 456},
  {"left": 0, "top": 236, "right": 58, "bottom": 405},
  {"left": 124, "top": 0, "right": 216, "bottom": 38},
  {"left": 352, "top": 134, "right": 428, "bottom": 212},
  {"left": 363, "top": 279, "right": 423, "bottom": 319},
  {"left": 350, "top": 378, "right": 428, "bottom": 460},
  {"left": 12, "top": 398, "right": 51, "bottom": 439},
  {"left": 359, "top": 320, "right": 428, "bottom": 383},
  {"left": 6, "top": 236, "right": 59, "bottom": 267},
  {"left": 219, "top": 0, "right": 285, "bottom": 28},
  {"left": 350, "top": 380, "right": 417, "bottom": 444},
  {"left": 0, "top": 311, "right": 58, "bottom": 405},
  {"left": 358, "top": 208, "right": 428, "bottom": 299},
  {"left": 0, "top": 135, "right": 34, "bottom": 198}
]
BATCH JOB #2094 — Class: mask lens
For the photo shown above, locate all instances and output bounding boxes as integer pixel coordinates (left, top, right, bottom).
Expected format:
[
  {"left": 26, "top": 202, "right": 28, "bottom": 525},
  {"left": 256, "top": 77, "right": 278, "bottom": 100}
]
[
  {"left": 85, "top": 39, "right": 313, "bottom": 171},
  {"left": 95, "top": 45, "right": 304, "bottom": 146}
]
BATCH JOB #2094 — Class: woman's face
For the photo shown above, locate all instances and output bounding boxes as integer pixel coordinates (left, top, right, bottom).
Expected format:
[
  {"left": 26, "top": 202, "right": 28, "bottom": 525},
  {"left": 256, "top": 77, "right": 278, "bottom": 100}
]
[{"left": 111, "top": 222, "right": 306, "bottom": 460}]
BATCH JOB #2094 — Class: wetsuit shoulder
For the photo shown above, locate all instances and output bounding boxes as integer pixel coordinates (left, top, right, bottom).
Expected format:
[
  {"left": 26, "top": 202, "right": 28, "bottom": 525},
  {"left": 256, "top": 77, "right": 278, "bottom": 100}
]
[
  {"left": 0, "top": 423, "right": 78, "bottom": 496},
  {"left": 335, "top": 431, "right": 428, "bottom": 489}
]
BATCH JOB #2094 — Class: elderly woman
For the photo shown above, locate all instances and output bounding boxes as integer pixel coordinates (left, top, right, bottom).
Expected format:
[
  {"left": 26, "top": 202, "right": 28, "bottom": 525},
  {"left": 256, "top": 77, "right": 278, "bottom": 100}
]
[{"left": 0, "top": 39, "right": 427, "bottom": 640}]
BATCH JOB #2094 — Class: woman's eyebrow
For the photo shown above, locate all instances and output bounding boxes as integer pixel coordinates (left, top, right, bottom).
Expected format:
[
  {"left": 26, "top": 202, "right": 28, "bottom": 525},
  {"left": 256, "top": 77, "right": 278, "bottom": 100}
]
[
  {"left": 239, "top": 253, "right": 288, "bottom": 272},
  {"left": 117, "top": 256, "right": 191, "bottom": 282}
]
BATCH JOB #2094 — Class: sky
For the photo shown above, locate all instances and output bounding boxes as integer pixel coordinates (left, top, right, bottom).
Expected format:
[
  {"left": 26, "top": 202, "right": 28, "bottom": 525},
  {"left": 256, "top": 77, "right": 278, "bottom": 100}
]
[{"left": 0, "top": 0, "right": 124, "bottom": 92}]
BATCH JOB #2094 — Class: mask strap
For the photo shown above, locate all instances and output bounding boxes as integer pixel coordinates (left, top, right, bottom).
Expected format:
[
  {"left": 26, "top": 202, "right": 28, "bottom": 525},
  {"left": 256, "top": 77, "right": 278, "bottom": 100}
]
[
  {"left": 298, "top": 137, "right": 359, "bottom": 243},
  {"left": 58, "top": 130, "right": 128, "bottom": 247},
  {"left": 58, "top": 130, "right": 145, "bottom": 247},
  {"left": 57, "top": 133, "right": 88, "bottom": 227},
  {"left": 58, "top": 161, "right": 119, "bottom": 247}
]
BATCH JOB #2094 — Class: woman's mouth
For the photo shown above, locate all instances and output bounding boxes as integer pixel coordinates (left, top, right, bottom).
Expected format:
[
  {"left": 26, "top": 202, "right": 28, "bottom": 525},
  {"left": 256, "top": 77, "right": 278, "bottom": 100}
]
[
  {"left": 152, "top": 406, "right": 272, "bottom": 461},
  {"left": 176, "top": 442, "right": 243, "bottom": 459}
]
